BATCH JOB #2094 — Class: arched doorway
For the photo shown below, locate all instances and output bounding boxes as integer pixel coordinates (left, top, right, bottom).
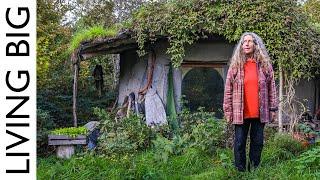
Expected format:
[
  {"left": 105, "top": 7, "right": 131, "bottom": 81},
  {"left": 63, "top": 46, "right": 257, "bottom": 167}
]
[{"left": 182, "top": 67, "right": 224, "bottom": 118}]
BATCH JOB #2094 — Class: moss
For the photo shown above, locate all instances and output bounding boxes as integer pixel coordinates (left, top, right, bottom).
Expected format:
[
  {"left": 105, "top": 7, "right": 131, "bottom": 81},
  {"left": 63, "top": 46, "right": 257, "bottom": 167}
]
[{"left": 69, "top": 25, "right": 120, "bottom": 52}]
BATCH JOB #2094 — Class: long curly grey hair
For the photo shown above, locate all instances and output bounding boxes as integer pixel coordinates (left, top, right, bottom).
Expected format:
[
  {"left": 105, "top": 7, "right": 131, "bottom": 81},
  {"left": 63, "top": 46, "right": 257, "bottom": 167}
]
[{"left": 230, "top": 32, "right": 271, "bottom": 71}]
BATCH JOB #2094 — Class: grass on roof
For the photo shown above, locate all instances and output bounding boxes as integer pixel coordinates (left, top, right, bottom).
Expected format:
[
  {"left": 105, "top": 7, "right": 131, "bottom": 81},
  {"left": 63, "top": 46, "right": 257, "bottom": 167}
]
[{"left": 69, "top": 25, "right": 119, "bottom": 52}]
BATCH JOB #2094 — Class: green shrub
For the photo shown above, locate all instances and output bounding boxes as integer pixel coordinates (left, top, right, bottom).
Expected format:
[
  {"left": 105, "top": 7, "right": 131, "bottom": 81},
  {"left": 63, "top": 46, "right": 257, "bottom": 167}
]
[
  {"left": 147, "top": 107, "right": 228, "bottom": 161},
  {"left": 189, "top": 117, "right": 226, "bottom": 155},
  {"left": 37, "top": 109, "right": 56, "bottom": 156},
  {"left": 93, "top": 107, "right": 116, "bottom": 132},
  {"left": 152, "top": 135, "right": 175, "bottom": 162},
  {"left": 178, "top": 107, "right": 227, "bottom": 155},
  {"left": 99, "top": 131, "right": 138, "bottom": 155},
  {"left": 94, "top": 108, "right": 163, "bottom": 156},
  {"left": 95, "top": 107, "right": 224, "bottom": 159},
  {"left": 178, "top": 107, "right": 216, "bottom": 135},
  {"left": 152, "top": 134, "right": 190, "bottom": 162},
  {"left": 269, "top": 133, "right": 304, "bottom": 155},
  {"left": 294, "top": 145, "right": 320, "bottom": 173},
  {"left": 263, "top": 133, "right": 304, "bottom": 164}
]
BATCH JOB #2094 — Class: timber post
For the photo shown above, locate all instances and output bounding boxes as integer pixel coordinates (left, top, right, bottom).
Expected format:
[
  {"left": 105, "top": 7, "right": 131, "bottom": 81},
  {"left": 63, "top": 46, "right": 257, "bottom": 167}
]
[
  {"left": 72, "top": 49, "right": 81, "bottom": 127},
  {"left": 278, "top": 66, "right": 283, "bottom": 132}
]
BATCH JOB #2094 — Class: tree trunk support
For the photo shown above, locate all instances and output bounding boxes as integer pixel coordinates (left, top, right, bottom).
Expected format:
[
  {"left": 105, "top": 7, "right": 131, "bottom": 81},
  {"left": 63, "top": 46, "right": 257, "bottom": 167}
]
[
  {"left": 72, "top": 49, "right": 81, "bottom": 127},
  {"left": 278, "top": 66, "right": 283, "bottom": 132}
]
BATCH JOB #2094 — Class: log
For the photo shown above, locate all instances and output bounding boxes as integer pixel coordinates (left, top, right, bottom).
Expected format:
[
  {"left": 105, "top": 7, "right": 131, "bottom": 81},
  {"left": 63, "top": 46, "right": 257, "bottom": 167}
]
[{"left": 56, "top": 145, "right": 75, "bottom": 159}]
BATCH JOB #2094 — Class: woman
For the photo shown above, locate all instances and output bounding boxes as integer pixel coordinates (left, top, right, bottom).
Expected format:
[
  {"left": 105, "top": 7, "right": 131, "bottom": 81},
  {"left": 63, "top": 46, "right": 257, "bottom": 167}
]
[{"left": 223, "top": 32, "right": 278, "bottom": 172}]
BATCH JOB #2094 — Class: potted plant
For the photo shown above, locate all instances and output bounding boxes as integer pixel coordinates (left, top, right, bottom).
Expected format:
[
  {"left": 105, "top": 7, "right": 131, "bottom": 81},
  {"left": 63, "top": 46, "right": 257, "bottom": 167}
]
[{"left": 48, "top": 127, "right": 88, "bottom": 159}]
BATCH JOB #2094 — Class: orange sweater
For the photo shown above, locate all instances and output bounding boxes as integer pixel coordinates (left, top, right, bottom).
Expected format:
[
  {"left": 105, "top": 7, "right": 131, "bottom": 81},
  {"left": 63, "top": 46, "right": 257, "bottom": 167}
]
[{"left": 243, "top": 58, "right": 259, "bottom": 119}]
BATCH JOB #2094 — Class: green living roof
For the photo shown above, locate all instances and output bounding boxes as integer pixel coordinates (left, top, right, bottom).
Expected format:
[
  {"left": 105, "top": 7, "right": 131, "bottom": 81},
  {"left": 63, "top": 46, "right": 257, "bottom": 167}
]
[{"left": 75, "top": 0, "right": 320, "bottom": 79}]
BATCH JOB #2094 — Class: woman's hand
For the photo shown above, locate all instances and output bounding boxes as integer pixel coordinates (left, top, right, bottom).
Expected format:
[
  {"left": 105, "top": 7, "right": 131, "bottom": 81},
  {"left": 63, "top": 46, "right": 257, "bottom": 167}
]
[{"left": 225, "top": 116, "right": 232, "bottom": 124}]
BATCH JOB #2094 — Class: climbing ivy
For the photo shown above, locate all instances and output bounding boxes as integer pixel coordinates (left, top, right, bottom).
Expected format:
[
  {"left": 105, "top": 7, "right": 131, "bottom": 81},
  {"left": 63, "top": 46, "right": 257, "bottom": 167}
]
[
  {"left": 130, "top": 0, "right": 320, "bottom": 80},
  {"left": 71, "top": 0, "right": 320, "bottom": 80}
]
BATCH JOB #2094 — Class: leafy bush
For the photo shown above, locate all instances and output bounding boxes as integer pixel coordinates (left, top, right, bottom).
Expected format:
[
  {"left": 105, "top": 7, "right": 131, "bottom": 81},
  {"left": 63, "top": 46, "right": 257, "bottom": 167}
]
[
  {"left": 149, "top": 107, "right": 227, "bottom": 161},
  {"left": 37, "top": 109, "right": 56, "bottom": 156},
  {"left": 178, "top": 107, "right": 227, "bottom": 155},
  {"left": 270, "top": 133, "right": 304, "bottom": 155},
  {"left": 178, "top": 107, "right": 216, "bottom": 135},
  {"left": 94, "top": 108, "right": 164, "bottom": 155},
  {"left": 263, "top": 133, "right": 304, "bottom": 164},
  {"left": 152, "top": 134, "right": 190, "bottom": 162},
  {"left": 99, "top": 131, "right": 138, "bottom": 155},
  {"left": 294, "top": 145, "right": 320, "bottom": 173},
  {"left": 152, "top": 135, "right": 175, "bottom": 162},
  {"left": 51, "top": 126, "right": 88, "bottom": 137},
  {"left": 189, "top": 118, "right": 226, "bottom": 155}
]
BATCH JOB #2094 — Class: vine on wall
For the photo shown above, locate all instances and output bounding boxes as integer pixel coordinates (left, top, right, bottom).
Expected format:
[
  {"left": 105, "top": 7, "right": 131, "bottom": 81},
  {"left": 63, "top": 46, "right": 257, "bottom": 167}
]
[{"left": 130, "top": 0, "right": 320, "bottom": 81}]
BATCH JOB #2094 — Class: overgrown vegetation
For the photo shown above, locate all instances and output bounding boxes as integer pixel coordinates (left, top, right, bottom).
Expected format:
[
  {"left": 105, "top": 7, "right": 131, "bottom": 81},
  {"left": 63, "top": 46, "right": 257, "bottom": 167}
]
[
  {"left": 37, "top": 109, "right": 56, "bottom": 156},
  {"left": 94, "top": 108, "right": 154, "bottom": 155},
  {"left": 37, "top": 131, "right": 319, "bottom": 179},
  {"left": 38, "top": 105, "right": 319, "bottom": 179},
  {"left": 93, "top": 107, "right": 226, "bottom": 158},
  {"left": 67, "top": 0, "right": 320, "bottom": 80},
  {"left": 132, "top": 0, "right": 320, "bottom": 80}
]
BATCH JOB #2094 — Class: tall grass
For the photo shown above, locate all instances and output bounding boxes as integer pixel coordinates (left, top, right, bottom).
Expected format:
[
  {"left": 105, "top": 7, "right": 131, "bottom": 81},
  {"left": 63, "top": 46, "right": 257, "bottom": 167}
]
[
  {"left": 38, "top": 147, "right": 320, "bottom": 179},
  {"left": 69, "top": 25, "right": 119, "bottom": 52}
]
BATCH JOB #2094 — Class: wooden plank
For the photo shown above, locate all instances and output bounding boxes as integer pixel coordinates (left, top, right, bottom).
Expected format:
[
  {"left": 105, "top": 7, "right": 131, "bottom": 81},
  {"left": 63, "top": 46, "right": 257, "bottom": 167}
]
[
  {"left": 181, "top": 61, "right": 227, "bottom": 68},
  {"left": 48, "top": 139, "right": 87, "bottom": 146},
  {"left": 81, "top": 44, "right": 138, "bottom": 59},
  {"left": 48, "top": 135, "right": 86, "bottom": 140}
]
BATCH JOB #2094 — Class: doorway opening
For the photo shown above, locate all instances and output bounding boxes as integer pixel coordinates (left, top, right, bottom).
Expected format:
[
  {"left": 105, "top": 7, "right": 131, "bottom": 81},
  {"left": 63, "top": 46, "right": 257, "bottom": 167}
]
[{"left": 181, "top": 65, "right": 224, "bottom": 119}]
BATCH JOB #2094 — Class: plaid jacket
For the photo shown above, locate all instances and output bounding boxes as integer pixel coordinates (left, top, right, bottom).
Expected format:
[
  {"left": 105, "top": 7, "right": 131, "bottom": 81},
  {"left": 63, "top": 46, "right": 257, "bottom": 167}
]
[{"left": 223, "top": 62, "right": 278, "bottom": 124}]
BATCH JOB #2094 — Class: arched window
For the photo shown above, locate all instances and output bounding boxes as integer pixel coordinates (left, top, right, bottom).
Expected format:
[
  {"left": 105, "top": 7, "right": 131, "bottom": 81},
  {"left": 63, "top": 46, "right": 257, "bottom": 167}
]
[{"left": 182, "top": 67, "right": 224, "bottom": 118}]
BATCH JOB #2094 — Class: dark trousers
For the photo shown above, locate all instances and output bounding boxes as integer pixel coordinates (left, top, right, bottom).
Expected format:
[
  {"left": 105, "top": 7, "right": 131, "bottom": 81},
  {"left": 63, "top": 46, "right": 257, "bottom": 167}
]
[{"left": 234, "top": 119, "right": 265, "bottom": 171}]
